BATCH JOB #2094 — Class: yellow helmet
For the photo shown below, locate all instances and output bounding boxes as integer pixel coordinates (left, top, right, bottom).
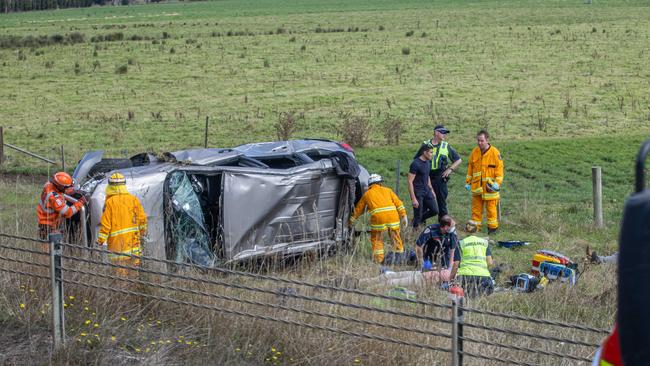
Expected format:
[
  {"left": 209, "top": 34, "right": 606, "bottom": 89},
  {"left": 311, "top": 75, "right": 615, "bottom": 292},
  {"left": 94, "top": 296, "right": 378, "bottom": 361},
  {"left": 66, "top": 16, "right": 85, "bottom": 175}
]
[{"left": 108, "top": 172, "right": 126, "bottom": 185}]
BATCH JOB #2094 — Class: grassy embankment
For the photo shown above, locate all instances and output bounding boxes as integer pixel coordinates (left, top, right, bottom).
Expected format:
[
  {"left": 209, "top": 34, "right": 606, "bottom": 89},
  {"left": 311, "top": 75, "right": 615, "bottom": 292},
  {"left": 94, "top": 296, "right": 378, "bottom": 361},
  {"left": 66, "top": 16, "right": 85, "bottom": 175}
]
[{"left": 1, "top": 0, "right": 649, "bottom": 364}]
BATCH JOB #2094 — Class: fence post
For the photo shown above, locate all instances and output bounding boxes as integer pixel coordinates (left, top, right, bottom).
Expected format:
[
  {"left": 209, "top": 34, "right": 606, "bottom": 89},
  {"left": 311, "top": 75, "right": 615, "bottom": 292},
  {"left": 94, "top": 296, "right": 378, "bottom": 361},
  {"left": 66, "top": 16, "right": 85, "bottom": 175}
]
[
  {"left": 450, "top": 297, "right": 459, "bottom": 366},
  {"left": 395, "top": 159, "right": 401, "bottom": 196},
  {"left": 60, "top": 145, "right": 65, "bottom": 171},
  {"left": 49, "top": 232, "right": 65, "bottom": 350},
  {"left": 592, "top": 166, "right": 603, "bottom": 228},
  {"left": 0, "top": 126, "right": 4, "bottom": 165},
  {"left": 204, "top": 116, "right": 209, "bottom": 148}
]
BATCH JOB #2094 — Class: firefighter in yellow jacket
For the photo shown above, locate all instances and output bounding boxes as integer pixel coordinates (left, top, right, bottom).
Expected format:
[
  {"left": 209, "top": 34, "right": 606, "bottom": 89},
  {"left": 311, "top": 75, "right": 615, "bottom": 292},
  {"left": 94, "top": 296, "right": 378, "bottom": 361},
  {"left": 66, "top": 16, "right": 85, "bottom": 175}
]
[
  {"left": 97, "top": 172, "right": 147, "bottom": 274},
  {"left": 350, "top": 174, "right": 408, "bottom": 263},
  {"left": 465, "top": 130, "right": 504, "bottom": 234}
]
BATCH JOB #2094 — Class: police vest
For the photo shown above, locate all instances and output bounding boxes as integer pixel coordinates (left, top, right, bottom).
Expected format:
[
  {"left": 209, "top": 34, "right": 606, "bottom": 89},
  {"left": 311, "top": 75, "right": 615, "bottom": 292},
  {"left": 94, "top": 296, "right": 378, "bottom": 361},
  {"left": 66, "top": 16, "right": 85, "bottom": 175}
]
[
  {"left": 429, "top": 141, "right": 449, "bottom": 171},
  {"left": 457, "top": 235, "right": 491, "bottom": 277}
]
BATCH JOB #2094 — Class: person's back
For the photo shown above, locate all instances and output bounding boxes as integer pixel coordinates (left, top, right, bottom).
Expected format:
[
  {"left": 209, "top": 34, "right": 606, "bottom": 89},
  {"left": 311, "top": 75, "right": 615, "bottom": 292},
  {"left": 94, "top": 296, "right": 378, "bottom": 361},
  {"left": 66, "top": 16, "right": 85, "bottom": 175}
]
[
  {"left": 97, "top": 173, "right": 147, "bottom": 267},
  {"left": 451, "top": 234, "right": 493, "bottom": 297}
]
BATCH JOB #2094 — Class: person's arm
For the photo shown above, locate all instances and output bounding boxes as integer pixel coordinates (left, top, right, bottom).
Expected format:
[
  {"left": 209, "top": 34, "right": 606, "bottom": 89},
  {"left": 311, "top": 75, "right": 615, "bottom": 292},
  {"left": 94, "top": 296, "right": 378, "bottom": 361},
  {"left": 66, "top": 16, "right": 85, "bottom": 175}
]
[
  {"left": 465, "top": 149, "right": 474, "bottom": 187},
  {"left": 97, "top": 203, "right": 111, "bottom": 246},
  {"left": 486, "top": 255, "right": 494, "bottom": 267},
  {"left": 390, "top": 190, "right": 406, "bottom": 218},
  {"left": 495, "top": 148, "right": 504, "bottom": 186},
  {"left": 349, "top": 195, "right": 367, "bottom": 226},
  {"left": 442, "top": 146, "right": 462, "bottom": 179},
  {"left": 407, "top": 172, "right": 418, "bottom": 208},
  {"left": 415, "top": 246, "right": 424, "bottom": 267},
  {"left": 136, "top": 199, "right": 147, "bottom": 238},
  {"left": 49, "top": 192, "right": 82, "bottom": 219},
  {"left": 450, "top": 261, "right": 460, "bottom": 280}
]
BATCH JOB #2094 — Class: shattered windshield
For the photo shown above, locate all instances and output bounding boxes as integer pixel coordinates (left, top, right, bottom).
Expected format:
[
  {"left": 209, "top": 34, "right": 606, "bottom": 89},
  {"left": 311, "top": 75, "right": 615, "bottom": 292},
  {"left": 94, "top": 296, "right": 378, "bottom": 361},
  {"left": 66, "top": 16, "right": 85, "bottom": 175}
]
[{"left": 168, "top": 171, "right": 215, "bottom": 267}]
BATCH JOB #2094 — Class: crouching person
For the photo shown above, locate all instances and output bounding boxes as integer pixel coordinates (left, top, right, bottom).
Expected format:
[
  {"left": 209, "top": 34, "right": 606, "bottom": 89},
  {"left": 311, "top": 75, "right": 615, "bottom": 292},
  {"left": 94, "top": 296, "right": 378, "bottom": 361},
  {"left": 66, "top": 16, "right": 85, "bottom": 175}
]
[
  {"left": 449, "top": 226, "right": 494, "bottom": 298},
  {"left": 349, "top": 174, "right": 408, "bottom": 264},
  {"left": 97, "top": 172, "right": 148, "bottom": 277}
]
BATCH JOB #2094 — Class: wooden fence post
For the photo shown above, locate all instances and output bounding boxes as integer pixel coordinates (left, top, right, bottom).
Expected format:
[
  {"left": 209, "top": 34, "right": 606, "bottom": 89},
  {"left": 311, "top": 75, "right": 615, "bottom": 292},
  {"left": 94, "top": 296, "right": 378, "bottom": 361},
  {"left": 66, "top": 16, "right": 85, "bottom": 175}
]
[
  {"left": 0, "top": 126, "right": 4, "bottom": 165},
  {"left": 204, "top": 116, "right": 209, "bottom": 148},
  {"left": 60, "top": 145, "right": 65, "bottom": 171},
  {"left": 592, "top": 166, "right": 603, "bottom": 228}
]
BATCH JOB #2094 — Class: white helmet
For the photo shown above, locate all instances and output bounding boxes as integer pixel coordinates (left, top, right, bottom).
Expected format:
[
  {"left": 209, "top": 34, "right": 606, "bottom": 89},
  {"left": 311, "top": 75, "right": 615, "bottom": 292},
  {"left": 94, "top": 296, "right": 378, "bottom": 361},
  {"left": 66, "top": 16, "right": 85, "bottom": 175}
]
[{"left": 368, "top": 174, "right": 383, "bottom": 186}]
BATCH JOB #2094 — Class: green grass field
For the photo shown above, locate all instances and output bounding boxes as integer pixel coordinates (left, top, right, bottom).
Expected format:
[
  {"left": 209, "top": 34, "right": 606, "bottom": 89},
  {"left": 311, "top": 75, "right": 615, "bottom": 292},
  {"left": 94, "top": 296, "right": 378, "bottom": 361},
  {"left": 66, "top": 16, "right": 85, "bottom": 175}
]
[{"left": 1, "top": 0, "right": 649, "bottom": 364}]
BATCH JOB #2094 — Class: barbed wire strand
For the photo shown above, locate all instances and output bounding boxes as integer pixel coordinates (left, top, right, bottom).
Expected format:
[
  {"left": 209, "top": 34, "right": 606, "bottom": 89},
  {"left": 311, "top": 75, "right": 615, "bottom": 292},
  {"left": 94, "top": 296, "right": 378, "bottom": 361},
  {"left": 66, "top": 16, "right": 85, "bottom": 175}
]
[
  {"left": 462, "top": 320, "right": 601, "bottom": 348},
  {"left": 0, "top": 243, "right": 49, "bottom": 256},
  {"left": 0, "top": 254, "right": 50, "bottom": 269},
  {"left": 60, "top": 276, "right": 452, "bottom": 354},
  {"left": 0, "top": 233, "right": 48, "bottom": 244},
  {"left": 60, "top": 252, "right": 454, "bottom": 325},
  {"left": 0, "top": 266, "right": 50, "bottom": 280},
  {"left": 61, "top": 264, "right": 452, "bottom": 340},
  {"left": 460, "top": 305, "right": 609, "bottom": 334},
  {"left": 459, "top": 335, "right": 594, "bottom": 362}
]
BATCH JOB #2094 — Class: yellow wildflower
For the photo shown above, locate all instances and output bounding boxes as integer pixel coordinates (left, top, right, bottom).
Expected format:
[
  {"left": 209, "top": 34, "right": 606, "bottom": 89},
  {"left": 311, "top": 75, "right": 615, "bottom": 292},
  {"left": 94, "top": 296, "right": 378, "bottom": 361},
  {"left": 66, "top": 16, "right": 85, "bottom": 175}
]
[
  {"left": 84, "top": 320, "right": 91, "bottom": 325},
  {"left": 80, "top": 333, "right": 87, "bottom": 337},
  {"left": 19, "top": 303, "right": 25, "bottom": 309},
  {"left": 111, "top": 336, "right": 116, "bottom": 341},
  {"left": 68, "top": 296, "right": 75, "bottom": 300},
  {"left": 93, "top": 323, "right": 99, "bottom": 328},
  {"left": 120, "top": 317, "right": 127, "bottom": 321}
]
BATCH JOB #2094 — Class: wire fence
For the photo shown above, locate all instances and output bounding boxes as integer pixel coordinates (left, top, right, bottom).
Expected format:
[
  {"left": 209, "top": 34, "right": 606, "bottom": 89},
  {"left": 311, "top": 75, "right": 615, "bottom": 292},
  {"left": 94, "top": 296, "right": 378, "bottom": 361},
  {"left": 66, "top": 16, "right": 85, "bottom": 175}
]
[{"left": 0, "top": 232, "right": 606, "bottom": 365}]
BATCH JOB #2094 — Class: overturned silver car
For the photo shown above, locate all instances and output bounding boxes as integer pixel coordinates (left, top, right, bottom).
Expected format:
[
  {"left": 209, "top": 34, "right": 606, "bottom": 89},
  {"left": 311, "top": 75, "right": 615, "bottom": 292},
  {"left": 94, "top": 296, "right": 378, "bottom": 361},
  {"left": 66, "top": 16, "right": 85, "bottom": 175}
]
[{"left": 72, "top": 139, "right": 368, "bottom": 266}]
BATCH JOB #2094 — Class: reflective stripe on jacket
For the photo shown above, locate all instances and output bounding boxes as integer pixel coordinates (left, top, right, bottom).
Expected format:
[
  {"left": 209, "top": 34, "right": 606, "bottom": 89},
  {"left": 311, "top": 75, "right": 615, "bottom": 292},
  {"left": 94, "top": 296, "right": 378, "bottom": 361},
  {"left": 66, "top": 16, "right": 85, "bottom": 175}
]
[
  {"left": 465, "top": 145, "right": 504, "bottom": 200},
  {"left": 350, "top": 184, "right": 406, "bottom": 232},
  {"left": 457, "top": 235, "right": 491, "bottom": 277},
  {"left": 36, "top": 182, "right": 82, "bottom": 229},
  {"left": 97, "top": 190, "right": 147, "bottom": 257},
  {"left": 431, "top": 141, "right": 449, "bottom": 171}
]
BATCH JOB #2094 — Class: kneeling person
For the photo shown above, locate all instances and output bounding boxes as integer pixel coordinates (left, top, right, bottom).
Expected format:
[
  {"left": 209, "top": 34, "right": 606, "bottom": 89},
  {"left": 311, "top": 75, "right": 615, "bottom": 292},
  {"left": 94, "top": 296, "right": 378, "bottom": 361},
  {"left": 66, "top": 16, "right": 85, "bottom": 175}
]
[
  {"left": 450, "top": 227, "right": 494, "bottom": 297},
  {"left": 415, "top": 215, "right": 458, "bottom": 283}
]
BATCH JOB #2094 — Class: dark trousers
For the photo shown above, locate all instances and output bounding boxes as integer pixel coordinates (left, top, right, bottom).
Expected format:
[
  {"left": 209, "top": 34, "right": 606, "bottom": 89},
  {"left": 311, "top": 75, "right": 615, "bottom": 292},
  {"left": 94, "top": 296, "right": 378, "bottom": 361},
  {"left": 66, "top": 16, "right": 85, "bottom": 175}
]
[
  {"left": 412, "top": 190, "right": 438, "bottom": 228},
  {"left": 458, "top": 275, "right": 494, "bottom": 298},
  {"left": 431, "top": 173, "right": 449, "bottom": 218}
]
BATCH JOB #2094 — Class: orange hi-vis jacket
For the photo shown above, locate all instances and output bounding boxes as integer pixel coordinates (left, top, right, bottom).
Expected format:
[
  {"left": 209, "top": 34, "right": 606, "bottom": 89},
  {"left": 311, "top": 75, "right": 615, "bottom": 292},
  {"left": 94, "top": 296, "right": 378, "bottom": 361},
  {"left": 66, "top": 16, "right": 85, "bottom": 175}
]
[
  {"left": 466, "top": 145, "right": 504, "bottom": 201},
  {"left": 350, "top": 184, "right": 406, "bottom": 231},
  {"left": 97, "top": 185, "right": 147, "bottom": 259},
  {"left": 37, "top": 182, "right": 84, "bottom": 230}
]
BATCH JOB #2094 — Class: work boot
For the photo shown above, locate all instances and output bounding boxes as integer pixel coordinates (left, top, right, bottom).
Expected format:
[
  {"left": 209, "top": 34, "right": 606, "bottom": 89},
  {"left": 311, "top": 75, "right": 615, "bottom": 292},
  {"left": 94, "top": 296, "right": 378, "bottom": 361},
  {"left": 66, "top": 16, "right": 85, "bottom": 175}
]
[
  {"left": 586, "top": 246, "right": 601, "bottom": 264},
  {"left": 488, "top": 227, "right": 498, "bottom": 235}
]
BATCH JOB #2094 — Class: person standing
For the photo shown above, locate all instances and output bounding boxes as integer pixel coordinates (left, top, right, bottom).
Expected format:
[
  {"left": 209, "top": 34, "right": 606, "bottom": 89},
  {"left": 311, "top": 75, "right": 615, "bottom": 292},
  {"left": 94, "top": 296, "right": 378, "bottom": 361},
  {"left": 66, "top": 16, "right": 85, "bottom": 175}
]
[
  {"left": 408, "top": 143, "right": 438, "bottom": 228},
  {"left": 449, "top": 225, "right": 494, "bottom": 297},
  {"left": 349, "top": 174, "right": 408, "bottom": 264},
  {"left": 97, "top": 172, "right": 148, "bottom": 275},
  {"left": 426, "top": 125, "right": 462, "bottom": 219},
  {"left": 465, "top": 130, "right": 504, "bottom": 234},
  {"left": 37, "top": 172, "right": 86, "bottom": 240}
]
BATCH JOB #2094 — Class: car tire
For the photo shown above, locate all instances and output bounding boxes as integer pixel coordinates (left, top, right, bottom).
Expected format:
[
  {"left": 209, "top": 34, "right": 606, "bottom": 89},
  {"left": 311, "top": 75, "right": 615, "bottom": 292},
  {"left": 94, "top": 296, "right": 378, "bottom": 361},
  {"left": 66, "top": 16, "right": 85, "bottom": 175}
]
[{"left": 88, "top": 158, "right": 133, "bottom": 177}]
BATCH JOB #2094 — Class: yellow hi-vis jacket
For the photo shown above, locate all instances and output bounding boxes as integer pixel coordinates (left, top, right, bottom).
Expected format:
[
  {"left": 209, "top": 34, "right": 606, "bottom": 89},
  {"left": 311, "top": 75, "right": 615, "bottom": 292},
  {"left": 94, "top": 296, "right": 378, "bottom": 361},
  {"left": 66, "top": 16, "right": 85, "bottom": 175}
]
[
  {"left": 350, "top": 184, "right": 406, "bottom": 231},
  {"left": 457, "top": 235, "right": 491, "bottom": 277},
  {"left": 97, "top": 185, "right": 147, "bottom": 260},
  {"left": 466, "top": 145, "right": 504, "bottom": 200}
]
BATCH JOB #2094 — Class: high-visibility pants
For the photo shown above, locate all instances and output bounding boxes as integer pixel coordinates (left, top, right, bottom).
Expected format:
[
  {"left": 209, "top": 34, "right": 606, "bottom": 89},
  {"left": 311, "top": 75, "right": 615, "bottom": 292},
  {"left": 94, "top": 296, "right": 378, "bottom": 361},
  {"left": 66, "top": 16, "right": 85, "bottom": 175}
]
[
  {"left": 471, "top": 195, "right": 499, "bottom": 230},
  {"left": 370, "top": 228, "right": 404, "bottom": 264}
]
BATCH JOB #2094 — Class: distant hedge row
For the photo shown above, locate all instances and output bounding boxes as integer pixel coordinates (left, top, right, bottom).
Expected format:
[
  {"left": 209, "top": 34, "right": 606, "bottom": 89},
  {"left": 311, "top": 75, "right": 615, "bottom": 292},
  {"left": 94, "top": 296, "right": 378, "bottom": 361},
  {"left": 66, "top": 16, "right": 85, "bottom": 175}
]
[
  {"left": 0, "top": 32, "right": 85, "bottom": 49},
  {"left": 0, "top": 0, "right": 161, "bottom": 12}
]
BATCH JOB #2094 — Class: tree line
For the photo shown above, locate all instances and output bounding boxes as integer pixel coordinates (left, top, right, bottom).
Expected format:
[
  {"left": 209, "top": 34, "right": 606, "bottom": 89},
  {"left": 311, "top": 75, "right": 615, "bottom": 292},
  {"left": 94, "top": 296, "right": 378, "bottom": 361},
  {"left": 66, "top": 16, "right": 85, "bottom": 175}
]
[{"left": 0, "top": 0, "right": 161, "bottom": 12}]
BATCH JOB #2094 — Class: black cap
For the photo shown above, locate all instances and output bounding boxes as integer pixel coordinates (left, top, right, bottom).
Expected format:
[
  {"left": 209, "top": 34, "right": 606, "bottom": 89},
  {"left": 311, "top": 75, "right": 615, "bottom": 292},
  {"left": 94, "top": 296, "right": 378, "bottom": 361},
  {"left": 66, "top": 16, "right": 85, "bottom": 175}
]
[{"left": 434, "top": 125, "right": 450, "bottom": 134}]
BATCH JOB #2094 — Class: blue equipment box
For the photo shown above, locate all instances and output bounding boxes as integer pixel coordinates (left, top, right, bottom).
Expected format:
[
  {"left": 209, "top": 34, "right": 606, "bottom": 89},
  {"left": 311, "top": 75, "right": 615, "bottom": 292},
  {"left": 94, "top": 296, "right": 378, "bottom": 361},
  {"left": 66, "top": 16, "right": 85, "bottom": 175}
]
[{"left": 539, "top": 262, "right": 576, "bottom": 285}]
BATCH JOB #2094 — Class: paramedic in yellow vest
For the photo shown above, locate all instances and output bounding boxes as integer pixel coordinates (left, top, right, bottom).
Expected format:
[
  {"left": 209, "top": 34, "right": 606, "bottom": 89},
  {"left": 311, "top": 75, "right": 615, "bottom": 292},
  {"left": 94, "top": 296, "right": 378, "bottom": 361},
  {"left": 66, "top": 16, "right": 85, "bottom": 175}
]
[
  {"left": 450, "top": 225, "right": 494, "bottom": 298},
  {"left": 97, "top": 172, "right": 147, "bottom": 275},
  {"left": 465, "top": 129, "right": 504, "bottom": 235},
  {"left": 350, "top": 174, "right": 408, "bottom": 264},
  {"left": 425, "top": 125, "right": 462, "bottom": 219}
]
